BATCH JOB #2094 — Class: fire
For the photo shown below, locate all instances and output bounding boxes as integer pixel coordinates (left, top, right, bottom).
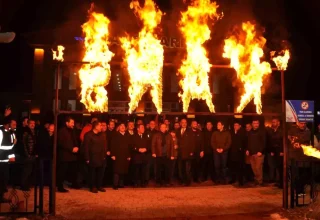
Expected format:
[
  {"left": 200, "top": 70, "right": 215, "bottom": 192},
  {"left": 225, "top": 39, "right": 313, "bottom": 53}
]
[
  {"left": 79, "top": 6, "right": 114, "bottom": 112},
  {"left": 301, "top": 145, "right": 320, "bottom": 159},
  {"left": 271, "top": 49, "right": 290, "bottom": 71},
  {"left": 178, "top": 0, "right": 221, "bottom": 113},
  {"left": 52, "top": 45, "right": 65, "bottom": 61},
  {"left": 120, "top": 0, "right": 164, "bottom": 114},
  {"left": 223, "top": 22, "right": 272, "bottom": 114}
]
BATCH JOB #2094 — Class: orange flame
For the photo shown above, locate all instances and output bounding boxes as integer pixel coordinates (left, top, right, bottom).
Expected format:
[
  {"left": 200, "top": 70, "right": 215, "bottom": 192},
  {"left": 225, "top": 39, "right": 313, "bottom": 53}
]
[
  {"left": 120, "top": 0, "right": 164, "bottom": 114},
  {"left": 223, "top": 22, "right": 272, "bottom": 114},
  {"left": 178, "top": 0, "right": 221, "bottom": 113},
  {"left": 79, "top": 7, "right": 114, "bottom": 112},
  {"left": 52, "top": 45, "right": 65, "bottom": 61},
  {"left": 301, "top": 145, "right": 320, "bottom": 159},
  {"left": 271, "top": 49, "right": 290, "bottom": 71}
]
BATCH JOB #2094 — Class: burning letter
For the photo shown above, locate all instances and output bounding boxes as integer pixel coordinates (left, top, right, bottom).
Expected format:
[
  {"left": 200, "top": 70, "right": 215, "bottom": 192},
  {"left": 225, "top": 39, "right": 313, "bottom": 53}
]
[
  {"left": 178, "top": 0, "right": 221, "bottom": 113},
  {"left": 79, "top": 5, "right": 114, "bottom": 112},
  {"left": 223, "top": 22, "right": 272, "bottom": 114},
  {"left": 120, "top": 0, "right": 164, "bottom": 114},
  {"left": 271, "top": 49, "right": 290, "bottom": 71}
]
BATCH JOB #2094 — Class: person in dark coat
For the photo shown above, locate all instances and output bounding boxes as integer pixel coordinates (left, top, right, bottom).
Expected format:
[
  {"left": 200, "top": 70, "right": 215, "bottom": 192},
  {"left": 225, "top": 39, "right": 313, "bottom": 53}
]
[
  {"left": 110, "top": 123, "right": 131, "bottom": 190},
  {"left": 202, "top": 121, "right": 214, "bottom": 182},
  {"left": 152, "top": 124, "right": 175, "bottom": 186},
  {"left": 229, "top": 122, "right": 246, "bottom": 186},
  {"left": 37, "top": 124, "right": 54, "bottom": 186},
  {"left": 176, "top": 119, "right": 193, "bottom": 186},
  {"left": 246, "top": 119, "right": 266, "bottom": 186},
  {"left": 189, "top": 120, "right": 204, "bottom": 183},
  {"left": 266, "top": 118, "right": 283, "bottom": 187},
  {"left": 288, "top": 122, "right": 311, "bottom": 195},
  {"left": 132, "top": 124, "right": 149, "bottom": 187},
  {"left": 211, "top": 121, "right": 231, "bottom": 184},
  {"left": 145, "top": 120, "right": 158, "bottom": 185},
  {"left": 84, "top": 121, "right": 107, "bottom": 193},
  {"left": 57, "top": 117, "right": 80, "bottom": 192},
  {"left": 104, "top": 120, "right": 116, "bottom": 186},
  {"left": 21, "top": 119, "right": 37, "bottom": 191}
]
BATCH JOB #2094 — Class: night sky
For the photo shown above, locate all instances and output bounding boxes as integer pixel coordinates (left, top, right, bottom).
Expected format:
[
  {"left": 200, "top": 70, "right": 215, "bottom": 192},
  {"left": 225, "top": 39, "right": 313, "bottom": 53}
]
[{"left": 0, "top": 0, "right": 319, "bottom": 105}]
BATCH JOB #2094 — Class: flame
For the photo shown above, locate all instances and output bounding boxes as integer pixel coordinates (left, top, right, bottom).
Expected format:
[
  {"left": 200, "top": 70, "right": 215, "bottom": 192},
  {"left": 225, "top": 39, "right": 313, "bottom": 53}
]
[
  {"left": 52, "top": 45, "right": 65, "bottom": 61},
  {"left": 223, "top": 22, "right": 272, "bottom": 114},
  {"left": 271, "top": 49, "right": 290, "bottom": 71},
  {"left": 301, "top": 145, "right": 320, "bottom": 159},
  {"left": 79, "top": 8, "right": 114, "bottom": 112},
  {"left": 178, "top": 0, "right": 221, "bottom": 113},
  {"left": 120, "top": 0, "right": 164, "bottom": 114}
]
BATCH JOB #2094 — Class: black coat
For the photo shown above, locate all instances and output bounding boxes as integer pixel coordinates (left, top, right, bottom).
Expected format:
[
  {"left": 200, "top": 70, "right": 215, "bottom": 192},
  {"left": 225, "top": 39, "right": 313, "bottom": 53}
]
[
  {"left": 229, "top": 129, "right": 246, "bottom": 161},
  {"left": 131, "top": 133, "right": 149, "bottom": 164},
  {"left": 176, "top": 128, "right": 193, "bottom": 160},
  {"left": 57, "top": 127, "right": 79, "bottom": 162},
  {"left": 247, "top": 128, "right": 266, "bottom": 155},
  {"left": 203, "top": 129, "right": 213, "bottom": 154},
  {"left": 83, "top": 131, "right": 107, "bottom": 167},
  {"left": 110, "top": 132, "right": 131, "bottom": 174},
  {"left": 37, "top": 130, "right": 54, "bottom": 159}
]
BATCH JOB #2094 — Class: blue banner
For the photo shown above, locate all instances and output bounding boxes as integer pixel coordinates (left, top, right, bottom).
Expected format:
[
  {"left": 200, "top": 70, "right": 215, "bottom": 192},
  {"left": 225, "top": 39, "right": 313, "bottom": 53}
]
[{"left": 285, "top": 100, "right": 314, "bottom": 122}]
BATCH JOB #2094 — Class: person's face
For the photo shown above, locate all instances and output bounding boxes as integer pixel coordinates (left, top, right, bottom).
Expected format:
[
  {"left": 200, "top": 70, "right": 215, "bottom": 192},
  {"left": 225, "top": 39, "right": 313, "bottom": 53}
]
[
  {"left": 10, "top": 120, "right": 17, "bottom": 130},
  {"left": 119, "top": 124, "right": 126, "bottom": 133},
  {"left": 23, "top": 118, "right": 28, "bottom": 126},
  {"left": 48, "top": 125, "right": 54, "bottom": 134},
  {"left": 108, "top": 121, "right": 115, "bottom": 130},
  {"left": 217, "top": 122, "right": 224, "bottom": 130},
  {"left": 297, "top": 122, "right": 306, "bottom": 130},
  {"left": 95, "top": 123, "right": 102, "bottom": 133},
  {"left": 252, "top": 121, "right": 259, "bottom": 130},
  {"left": 146, "top": 124, "right": 150, "bottom": 129},
  {"left": 137, "top": 125, "right": 145, "bottom": 134},
  {"left": 180, "top": 119, "right": 187, "bottom": 128},
  {"left": 234, "top": 123, "right": 241, "bottom": 131},
  {"left": 66, "top": 119, "right": 75, "bottom": 129},
  {"left": 174, "top": 122, "right": 180, "bottom": 130},
  {"left": 137, "top": 120, "right": 143, "bottom": 125},
  {"left": 170, "top": 131, "right": 176, "bottom": 138},
  {"left": 160, "top": 124, "right": 167, "bottom": 133},
  {"left": 164, "top": 120, "right": 170, "bottom": 125},
  {"left": 128, "top": 122, "right": 134, "bottom": 130},
  {"left": 191, "top": 121, "right": 198, "bottom": 129},
  {"left": 44, "top": 123, "right": 50, "bottom": 129},
  {"left": 271, "top": 119, "right": 280, "bottom": 128},
  {"left": 246, "top": 124, "right": 252, "bottom": 131},
  {"left": 28, "top": 121, "right": 35, "bottom": 130},
  {"left": 149, "top": 121, "right": 156, "bottom": 129},
  {"left": 101, "top": 122, "right": 107, "bottom": 132},
  {"left": 206, "top": 122, "right": 213, "bottom": 131}
]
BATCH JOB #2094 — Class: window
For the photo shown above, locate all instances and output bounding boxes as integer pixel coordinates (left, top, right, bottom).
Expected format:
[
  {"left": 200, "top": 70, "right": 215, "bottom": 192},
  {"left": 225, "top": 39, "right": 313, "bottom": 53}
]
[
  {"left": 212, "top": 75, "right": 219, "bottom": 94},
  {"left": 170, "top": 73, "right": 178, "bottom": 93},
  {"left": 69, "top": 72, "right": 77, "bottom": 90},
  {"left": 67, "top": 100, "right": 76, "bottom": 111},
  {"left": 53, "top": 68, "right": 62, "bottom": 89},
  {"left": 52, "top": 100, "right": 61, "bottom": 111}
]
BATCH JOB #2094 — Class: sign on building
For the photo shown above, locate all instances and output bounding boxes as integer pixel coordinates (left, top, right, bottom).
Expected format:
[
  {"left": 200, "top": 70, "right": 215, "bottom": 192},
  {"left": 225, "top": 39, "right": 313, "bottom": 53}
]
[{"left": 285, "top": 100, "right": 314, "bottom": 122}]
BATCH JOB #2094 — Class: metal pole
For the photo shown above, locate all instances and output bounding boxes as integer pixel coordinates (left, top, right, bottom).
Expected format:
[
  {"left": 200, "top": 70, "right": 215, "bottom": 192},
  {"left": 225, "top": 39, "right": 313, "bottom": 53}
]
[
  {"left": 281, "top": 70, "right": 288, "bottom": 209},
  {"left": 51, "top": 63, "right": 60, "bottom": 215},
  {"left": 57, "top": 110, "right": 281, "bottom": 116}
]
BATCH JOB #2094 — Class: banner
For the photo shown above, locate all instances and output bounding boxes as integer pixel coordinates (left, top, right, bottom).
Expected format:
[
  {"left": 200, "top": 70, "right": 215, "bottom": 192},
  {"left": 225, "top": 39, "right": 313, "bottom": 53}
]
[{"left": 285, "top": 100, "right": 314, "bottom": 122}]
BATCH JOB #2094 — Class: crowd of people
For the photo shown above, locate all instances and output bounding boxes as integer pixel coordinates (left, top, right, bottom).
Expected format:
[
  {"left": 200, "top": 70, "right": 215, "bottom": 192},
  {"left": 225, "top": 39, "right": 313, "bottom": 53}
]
[{"left": 0, "top": 107, "right": 316, "bottom": 200}]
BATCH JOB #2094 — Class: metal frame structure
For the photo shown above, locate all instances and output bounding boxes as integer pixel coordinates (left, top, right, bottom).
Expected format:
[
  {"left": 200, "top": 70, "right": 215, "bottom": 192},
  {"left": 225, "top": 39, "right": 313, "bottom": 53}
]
[{"left": 50, "top": 62, "right": 287, "bottom": 215}]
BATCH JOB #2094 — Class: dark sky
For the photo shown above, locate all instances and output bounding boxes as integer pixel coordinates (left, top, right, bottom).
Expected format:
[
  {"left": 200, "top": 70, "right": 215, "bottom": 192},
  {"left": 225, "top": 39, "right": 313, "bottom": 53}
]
[{"left": 0, "top": 0, "right": 319, "bottom": 102}]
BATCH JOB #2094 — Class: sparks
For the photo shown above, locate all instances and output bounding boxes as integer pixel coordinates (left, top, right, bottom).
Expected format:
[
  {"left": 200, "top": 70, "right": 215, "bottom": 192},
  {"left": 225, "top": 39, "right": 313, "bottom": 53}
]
[
  {"left": 178, "top": 0, "right": 221, "bottom": 113},
  {"left": 223, "top": 22, "right": 272, "bottom": 114},
  {"left": 79, "top": 5, "right": 114, "bottom": 112},
  {"left": 271, "top": 49, "right": 290, "bottom": 71},
  {"left": 52, "top": 45, "right": 65, "bottom": 62},
  {"left": 120, "top": 0, "right": 164, "bottom": 114}
]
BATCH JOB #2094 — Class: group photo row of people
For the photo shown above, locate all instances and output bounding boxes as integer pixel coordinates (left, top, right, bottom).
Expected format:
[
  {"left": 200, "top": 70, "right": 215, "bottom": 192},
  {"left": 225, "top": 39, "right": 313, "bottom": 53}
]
[{"left": 0, "top": 107, "right": 318, "bottom": 200}]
